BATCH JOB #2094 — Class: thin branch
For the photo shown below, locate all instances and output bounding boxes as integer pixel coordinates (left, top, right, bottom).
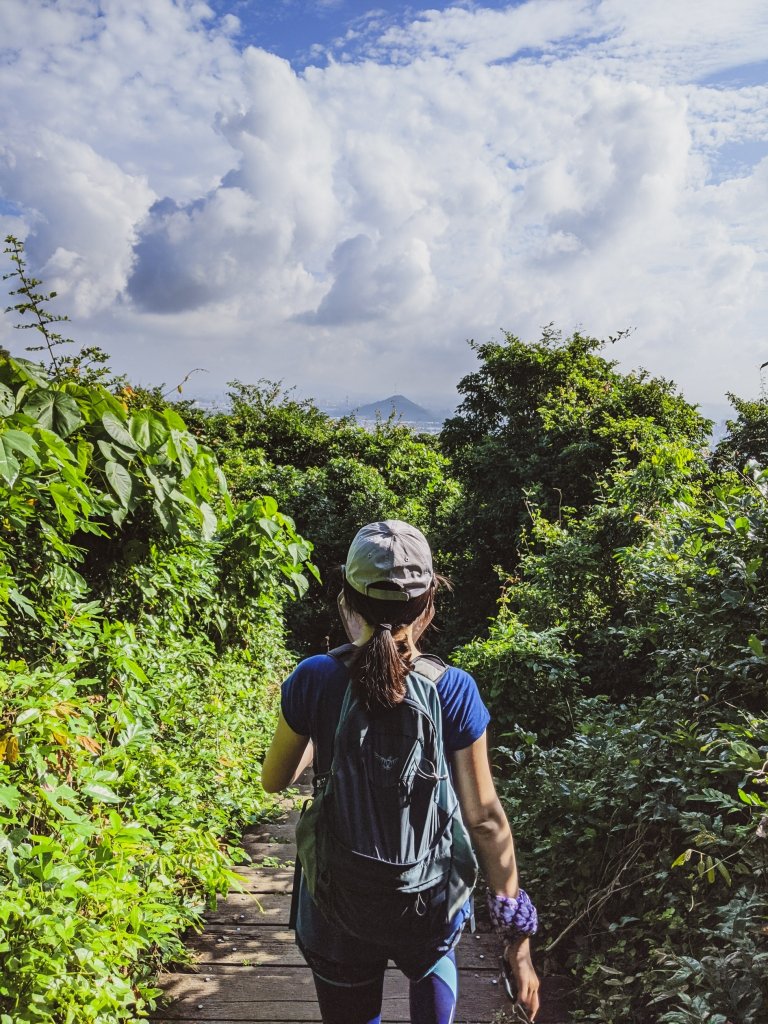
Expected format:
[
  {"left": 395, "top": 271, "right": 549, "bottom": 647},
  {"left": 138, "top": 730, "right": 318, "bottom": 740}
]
[
  {"left": 545, "top": 837, "right": 650, "bottom": 954},
  {"left": 161, "top": 367, "right": 208, "bottom": 399}
]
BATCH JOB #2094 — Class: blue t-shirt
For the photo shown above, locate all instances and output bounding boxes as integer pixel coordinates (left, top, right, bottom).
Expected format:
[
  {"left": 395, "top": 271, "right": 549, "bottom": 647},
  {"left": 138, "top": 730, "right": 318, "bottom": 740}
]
[
  {"left": 282, "top": 651, "right": 490, "bottom": 762},
  {"left": 280, "top": 650, "right": 490, "bottom": 969}
]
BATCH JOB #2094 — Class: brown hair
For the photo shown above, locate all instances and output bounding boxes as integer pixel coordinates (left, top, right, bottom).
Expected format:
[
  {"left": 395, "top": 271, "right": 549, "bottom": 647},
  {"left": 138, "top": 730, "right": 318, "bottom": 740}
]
[{"left": 342, "top": 577, "right": 439, "bottom": 715}]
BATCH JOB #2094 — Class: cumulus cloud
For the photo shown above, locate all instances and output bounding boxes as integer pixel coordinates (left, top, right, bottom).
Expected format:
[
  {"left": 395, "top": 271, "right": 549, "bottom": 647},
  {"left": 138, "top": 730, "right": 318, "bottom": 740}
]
[
  {"left": 0, "top": 130, "right": 153, "bottom": 316},
  {"left": 0, "top": 0, "right": 244, "bottom": 316},
  {"left": 1, "top": 0, "right": 767, "bottom": 406},
  {"left": 296, "top": 232, "right": 436, "bottom": 325}
]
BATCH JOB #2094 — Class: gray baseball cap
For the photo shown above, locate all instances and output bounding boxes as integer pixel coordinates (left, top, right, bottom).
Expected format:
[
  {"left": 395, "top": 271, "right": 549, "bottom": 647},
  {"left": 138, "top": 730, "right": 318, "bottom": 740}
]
[{"left": 343, "top": 520, "right": 434, "bottom": 602}]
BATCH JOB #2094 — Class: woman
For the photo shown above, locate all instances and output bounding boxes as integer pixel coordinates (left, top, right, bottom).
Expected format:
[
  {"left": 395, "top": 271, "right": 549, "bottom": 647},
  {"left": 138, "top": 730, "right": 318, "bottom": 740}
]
[{"left": 262, "top": 520, "right": 540, "bottom": 1024}]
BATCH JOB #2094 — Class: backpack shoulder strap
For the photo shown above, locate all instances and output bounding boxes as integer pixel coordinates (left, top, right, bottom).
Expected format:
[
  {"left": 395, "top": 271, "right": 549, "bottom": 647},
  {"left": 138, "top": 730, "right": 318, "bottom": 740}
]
[
  {"left": 328, "top": 645, "right": 446, "bottom": 683},
  {"left": 410, "top": 653, "right": 448, "bottom": 685},
  {"left": 327, "top": 642, "right": 357, "bottom": 667},
  {"left": 312, "top": 644, "right": 356, "bottom": 781}
]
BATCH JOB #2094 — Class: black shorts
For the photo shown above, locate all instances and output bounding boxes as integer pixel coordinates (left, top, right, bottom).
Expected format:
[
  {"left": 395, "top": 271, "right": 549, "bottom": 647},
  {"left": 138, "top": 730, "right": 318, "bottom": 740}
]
[{"left": 296, "top": 925, "right": 464, "bottom": 986}]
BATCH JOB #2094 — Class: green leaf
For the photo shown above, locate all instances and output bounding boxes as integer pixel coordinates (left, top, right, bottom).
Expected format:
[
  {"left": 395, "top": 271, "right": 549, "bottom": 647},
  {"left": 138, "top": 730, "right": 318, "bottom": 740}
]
[
  {"left": 8, "top": 588, "right": 38, "bottom": 619},
  {"left": 0, "top": 440, "right": 20, "bottom": 486},
  {"left": 50, "top": 563, "right": 87, "bottom": 593},
  {"left": 288, "top": 571, "right": 309, "bottom": 597},
  {"left": 9, "top": 356, "right": 48, "bottom": 386},
  {"left": 86, "top": 384, "right": 125, "bottom": 420},
  {"left": 131, "top": 409, "right": 170, "bottom": 452},
  {"left": 0, "top": 382, "right": 15, "bottom": 415},
  {"left": 2, "top": 428, "right": 39, "bottom": 464},
  {"left": 747, "top": 635, "right": 764, "bottom": 657},
  {"left": 185, "top": 466, "right": 208, "bottom": 498},
  {"left": 258, "top": 517, "right": 280, "bottom": 538},
  {"left": 102, "top": 412, "right": 139, "bottom": 450},
  {"left": 49, "top": 481, "right": 77, "bottom": 531},
  {"left": 15, "top": 707, "right": 41, "bottom": 726},
  {"left": 97, "top": 438, "right": 135, "bottom": 463},
  {"left": 23, "top": 389, "right": 83, "bottom": 437},
  {"left": 110, "top": 502, "right": 128, "bottom": 526},
  {"left": 105, "top": 460, "right": 133, "bottom": 506},
  {"left": 145, "top": 466, "right": 169, "bottom": 503},
  {"left": 199, "top": 501, "right": 217, "bottom": 541},
  {"left": 120, "top": 658, "right": 148, "bottom": 683},
  {"left": 0, "top": 785, "right": 21, "bottom": 811},
  {"left": 35, "top": 425, "right": 77, "bottom": 463},
  {"left": 738, "top": 788, "right": 760, "bottom": 805},
  {"left": 128, "top": 410, "right": 152, "bottom": 450},
  {"left": 0, "top": 834, "right": 18, "bottom": 878},
  {"left": 730, "top": 739, "right": 762, "bottom": 766},
  {"left": 163, "top": 408, "right": 187, "bottom": 431},
  {"left": 81, "top": 783, "right": 121, "bottom": 804}
]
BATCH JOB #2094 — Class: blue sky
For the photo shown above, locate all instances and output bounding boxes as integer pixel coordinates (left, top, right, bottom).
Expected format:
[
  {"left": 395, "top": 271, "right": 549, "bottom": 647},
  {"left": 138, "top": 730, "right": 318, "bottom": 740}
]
[
  {"left": 207, "top": 0, "right": 359, "bottom": 61},
  {"left": 1, "top": 1, "right": 767, "bottom": 412},
  {"left": 207, "top": 1, "right": 519, "bottom": 66}
]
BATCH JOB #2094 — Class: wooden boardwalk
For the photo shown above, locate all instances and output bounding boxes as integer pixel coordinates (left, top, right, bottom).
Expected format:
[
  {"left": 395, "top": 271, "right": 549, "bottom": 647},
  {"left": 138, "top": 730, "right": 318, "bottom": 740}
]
[{"left": 154, "top": 794, "right": 572, "bottom": 1024}]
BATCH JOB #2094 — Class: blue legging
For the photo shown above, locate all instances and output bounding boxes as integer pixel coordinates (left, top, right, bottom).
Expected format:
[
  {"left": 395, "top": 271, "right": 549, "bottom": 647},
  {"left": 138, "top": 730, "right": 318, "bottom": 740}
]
[{"left": 312, "top": 949, "right": 458, "bottom": 1024}]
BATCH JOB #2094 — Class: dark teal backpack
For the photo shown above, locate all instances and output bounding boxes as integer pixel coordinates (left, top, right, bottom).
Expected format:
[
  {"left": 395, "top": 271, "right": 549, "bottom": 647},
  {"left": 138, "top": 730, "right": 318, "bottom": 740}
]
[{"left": 294, "top": 645, "right": 478, "bottom": 952}]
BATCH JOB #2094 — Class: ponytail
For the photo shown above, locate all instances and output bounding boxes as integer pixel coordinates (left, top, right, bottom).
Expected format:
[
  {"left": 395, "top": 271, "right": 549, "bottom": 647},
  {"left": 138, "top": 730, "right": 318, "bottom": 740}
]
[{"left": 342, "top": 579, "right": 438, "bottom": 715}]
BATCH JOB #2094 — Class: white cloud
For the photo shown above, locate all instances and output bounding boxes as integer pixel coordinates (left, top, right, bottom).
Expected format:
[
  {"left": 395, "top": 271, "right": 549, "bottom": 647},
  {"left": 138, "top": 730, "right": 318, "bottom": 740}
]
[
  {"left": 297, "top": 232, "right": 437, "bottom": 325},
  {"left": 1, "top": 0, "right": 768, "bottom": 407},
  {"left": 0, "top": 130, "right": 153, "bottom": 315}
]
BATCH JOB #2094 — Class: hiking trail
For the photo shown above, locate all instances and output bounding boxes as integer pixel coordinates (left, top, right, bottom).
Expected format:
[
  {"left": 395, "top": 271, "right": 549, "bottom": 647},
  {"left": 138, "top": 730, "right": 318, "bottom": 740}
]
[{"left": 154, "top": 781, "right": 574, "bottom": 1024}]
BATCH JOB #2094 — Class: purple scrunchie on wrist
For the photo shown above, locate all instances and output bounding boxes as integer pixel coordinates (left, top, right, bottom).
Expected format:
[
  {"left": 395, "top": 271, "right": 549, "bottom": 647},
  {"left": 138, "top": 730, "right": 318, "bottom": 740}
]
[{"left": 487, "top": 888, "right": 538, "bottom": 938}]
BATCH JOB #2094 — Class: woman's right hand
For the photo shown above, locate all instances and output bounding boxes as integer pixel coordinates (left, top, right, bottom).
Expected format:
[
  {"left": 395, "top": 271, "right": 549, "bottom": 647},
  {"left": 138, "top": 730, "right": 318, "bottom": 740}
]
[{"left": 504, "top": 937, "right": 540, "bottom": 1021}]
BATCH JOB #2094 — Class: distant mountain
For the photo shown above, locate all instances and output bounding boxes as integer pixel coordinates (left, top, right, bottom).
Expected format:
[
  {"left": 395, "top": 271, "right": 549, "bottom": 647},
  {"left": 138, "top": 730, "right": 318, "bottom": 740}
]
[{"left": 352, "top": 394, "right": 438, "bottom": 422}]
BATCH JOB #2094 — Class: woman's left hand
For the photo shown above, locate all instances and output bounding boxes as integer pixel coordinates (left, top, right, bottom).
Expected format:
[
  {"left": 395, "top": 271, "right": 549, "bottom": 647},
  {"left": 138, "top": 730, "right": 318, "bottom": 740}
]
[{"left": 504, "top": 938, "right": 540, "bottom": 1021}]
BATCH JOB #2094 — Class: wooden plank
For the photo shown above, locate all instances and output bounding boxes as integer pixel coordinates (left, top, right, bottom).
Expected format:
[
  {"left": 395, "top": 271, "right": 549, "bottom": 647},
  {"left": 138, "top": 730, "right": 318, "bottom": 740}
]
[
  {"left": 203, "top": 892, "right": 292, "bottom": 925},
  {"left": 229, "top": 866, "right": 295, "bottom": 892},
  {"left": 242, "top": 817, "right": 299, "bottom": 845},
  {"left": 233, "top": 840, "right": 296, "bottom": 864},
  {"left": 204, "top": 891, "right": 500, "bottom": 932},
  {"left": 157, "top": 965, "right": 570, "bottom": 1023},
  {"left": 185, "top": 926, "right": 500, "bottom": 970},
  {"left": 183, "top": 932, "right": 306, "bottom": 967}
]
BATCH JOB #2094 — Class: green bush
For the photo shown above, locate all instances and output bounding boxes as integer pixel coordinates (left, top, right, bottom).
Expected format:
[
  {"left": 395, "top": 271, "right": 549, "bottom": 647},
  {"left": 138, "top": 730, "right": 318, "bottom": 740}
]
[
  {"left": 493, "top": 698, "right": 767, "bottom": 1024},
  {"left": 0, "top": 630, "right": 288, "bottom": 1023},
  {"left": 196, "top": 380, "right": 460, "bottom": 654},
  {"left": 0, "top": 237, "right": 315, "bottom": 1023},
  {"left": 461, "top": 449, "right": 768, "bottom": 1021},
  {"left": 453, "top": 609, "right": 582, "bottom": 744}
]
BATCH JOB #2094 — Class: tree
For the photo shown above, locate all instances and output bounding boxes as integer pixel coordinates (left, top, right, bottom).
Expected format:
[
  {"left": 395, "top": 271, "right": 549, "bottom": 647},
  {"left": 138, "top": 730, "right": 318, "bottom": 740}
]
[
  {"left": 713, "top": 393, "right": 768, "bottom": 471},
  {"left": 195, "top": 382, "right": 460, "bottom": 653},
  {"left": 439, "top": 327, "right": 711, "bottom": 639}
]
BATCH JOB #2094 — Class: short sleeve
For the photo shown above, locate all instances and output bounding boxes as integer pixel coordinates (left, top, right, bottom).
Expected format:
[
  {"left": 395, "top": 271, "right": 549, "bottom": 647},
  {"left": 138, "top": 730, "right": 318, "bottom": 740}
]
[
  {"left": 437, "top": 667, "right": 491, "bottom": 752},
  {"left": 280, "top": 656, "right": 327, "bottom": 735},
  {"left": 280, "top": 654, "right": 349, "bottom": 743}
]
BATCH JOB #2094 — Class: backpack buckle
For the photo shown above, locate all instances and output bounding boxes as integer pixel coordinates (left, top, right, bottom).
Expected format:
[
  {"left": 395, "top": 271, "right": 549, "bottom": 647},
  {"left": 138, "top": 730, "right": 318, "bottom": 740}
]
[{"left": 313, "top": 771, "right": 330, "bottom": 795}]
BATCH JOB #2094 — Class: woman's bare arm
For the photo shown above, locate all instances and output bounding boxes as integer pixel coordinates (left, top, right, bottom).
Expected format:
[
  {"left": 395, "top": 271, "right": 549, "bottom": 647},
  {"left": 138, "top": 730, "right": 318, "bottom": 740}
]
[
  {"left": 452, "top": 733, "right": 540, "bottom": 1019},
  {"left": 452, "top": 732, "right": 522, "bottom": 893},
  {"left": 261, "top": 711, "right": 312, "bottom": 792}
]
